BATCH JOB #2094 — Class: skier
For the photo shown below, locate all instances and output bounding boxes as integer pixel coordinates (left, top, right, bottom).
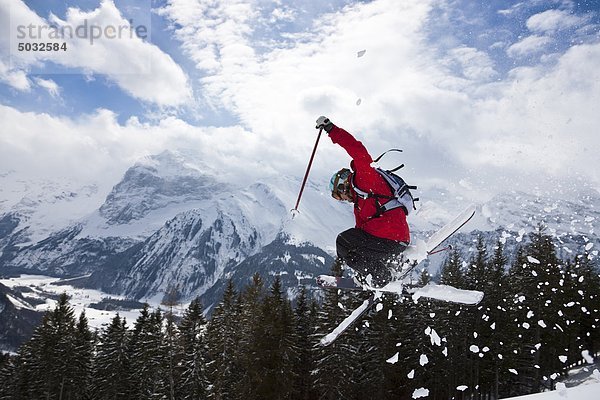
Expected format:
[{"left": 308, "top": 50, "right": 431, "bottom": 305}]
[{"left": 315, "top": 116, "right": 410, "bottom": 287}]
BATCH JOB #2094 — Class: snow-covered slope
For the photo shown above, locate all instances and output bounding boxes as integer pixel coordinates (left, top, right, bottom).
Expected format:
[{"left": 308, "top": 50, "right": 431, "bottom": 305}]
[
  {"left": 0, "top": 171, "right": 105, "bottom": 245},
  {"left": 502, "top": 382, "right": 600, "bottom": 399}
]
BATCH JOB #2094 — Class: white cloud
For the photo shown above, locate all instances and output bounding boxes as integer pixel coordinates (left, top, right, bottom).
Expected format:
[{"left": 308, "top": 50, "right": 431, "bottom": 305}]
[
  {"left": 158, "top": 0, "right": 600, "bottom": 191},
  {"left": 34, "top": 77, "right": 60, "bottom": 97},
  {"left": 2, "top": 0, "right": 192, "bottom": 107},
  {"left": 507, "top": 35, "right": 552, "bottom": 57},
  {"left": 158, "top": 0, "right": 259, "bottom": 75},
  {"left": 462, "top": 42, "right": 600, "bottom": 182},
  {"left": 270, "top": 7, "right": 296, "bottom": 24},
  {"left": 0, "top": 104, "right": 280, "bottom": 190},
  {"left": 2, "top": 0, "right": 600, "bottom": 198},
  {"left": 526, "top": 9, "right": 586, "bottom": 33},
  {"left": 0, "top": 60, "right": 30, "bottom": 91},
  {"left": 445, "top": 47, "right": 498, "bottom": 81}
]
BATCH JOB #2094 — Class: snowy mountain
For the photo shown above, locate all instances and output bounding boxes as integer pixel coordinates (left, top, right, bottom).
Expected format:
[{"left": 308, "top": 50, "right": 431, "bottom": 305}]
[
  {"left": 1, "top": 150, "right": 599, "bottom": 315},
  {"left": 0, "top": 171, "right": 105, "bottom": 245},
  {"left": 0, "top": 150, "right": 349, "bottom": 309},
  {"left": 98, "top": 151, "right": 227, "bottom": 228}
]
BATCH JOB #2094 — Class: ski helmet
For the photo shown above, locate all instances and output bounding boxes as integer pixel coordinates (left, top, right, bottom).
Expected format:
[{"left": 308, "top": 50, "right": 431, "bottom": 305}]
[{"left": 329, "top": 168, "right": 352, "bottom": 200}]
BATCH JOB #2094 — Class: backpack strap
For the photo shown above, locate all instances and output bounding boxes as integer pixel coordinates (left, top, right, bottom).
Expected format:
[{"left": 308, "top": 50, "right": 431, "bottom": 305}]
[
  {"left": 372, "top": 148, "right": 403, "bottom": 163},
  {"left": 350, "top": 171, "right": 409, "bottom": 219},
  {"left": 373, "top": 149, "right": 405, "bottom": 172}
]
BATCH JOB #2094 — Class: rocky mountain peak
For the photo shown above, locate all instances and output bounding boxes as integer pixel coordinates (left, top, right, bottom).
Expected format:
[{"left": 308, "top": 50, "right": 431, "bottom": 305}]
[{"left": 99, "top": 150, "right": 229, "bottom": 225}]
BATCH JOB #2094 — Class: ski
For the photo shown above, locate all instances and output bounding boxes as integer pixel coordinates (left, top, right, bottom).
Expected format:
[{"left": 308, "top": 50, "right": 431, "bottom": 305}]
[
  {"left": 316, "top": 276, "right": 483, "bottom": 305},
  {"left": 317, "top": 205, "right": 478, "bottom": 346},
  {"left": 320, "top": 293, "right": 379, "bottom": 346},
  {"left": 423, "top": 204, "right": 476, "bottom": 254}
]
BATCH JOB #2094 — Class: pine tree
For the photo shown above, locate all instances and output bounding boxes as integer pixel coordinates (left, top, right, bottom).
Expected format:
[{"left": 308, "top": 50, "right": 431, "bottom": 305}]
[
  {"left": 504, "top": 226, "right": 564, "bottom": 395},
  {"left": 313, "top": 258, "right": 356, "bottom": 400},
  {"left": 354, "top": 293, "right": 399, "bottom": 400},
  {"left": 417, "top": 268, "right": 431, "bottom": 286},
  {"left": 236, "top": 273, "right": 265, "bottom": 400},
  {"left": 290, "top": 285, "right": 317, "bottom": 400},
  {"left": 73, "top": 311, "right": 94, "bottom": 400},
  {"left": 0, "top": 353, "right": 20, "bottom": 400},
  {"left": 205, "top": 279, "right": 243, "bottom": 400},
  {"left": 484, "top": 239, "right": 511, "bottom": 399},
  {"left": 14, "top": 293, "right": 86, "bottom": 399},
  {"left": 466, "top": 235, "right": 487, "bottom": 290},
  {"left": 573, "top": 253, "right": 600, "bottom": 357},
  {"left": 486, "top": 239, "right": 509, "bottom": 306},
  {"left": 439, "top": 249, "right": 466, "bottom": 287},
  {"left": 92, "top": 314, "right": 131, "bottom": 400},
  {"left": 177, "top": 298, "right": 210, "bottom": 400},
  {"left": 128, "top": 306, "right": 167, "bottom": 399},
  {"left": 161, "top": 283, "right": 183, "bottom": 400},
  {"left": 504, "top": 245, "right": 535, "bottom": 396},
  {"left": 526, "top": 225, "right": 563, "bottom": 390},
  {"left": 557, "top": 254, "right": 600, "bottom": 370},
  {"left": 163, "top": 310, "right": 180, "bottom": 400},
  {"left": 436, "top": 250, "right": 472, "bottom": 397},
  {"left": 254, "top": 276, "right": 295, "bottom": 400}
]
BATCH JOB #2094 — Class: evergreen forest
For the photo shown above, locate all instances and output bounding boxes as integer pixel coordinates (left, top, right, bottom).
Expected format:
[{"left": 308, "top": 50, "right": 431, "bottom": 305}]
[{"left": 1, "top": 227, "right": 599, "bottom": 400}]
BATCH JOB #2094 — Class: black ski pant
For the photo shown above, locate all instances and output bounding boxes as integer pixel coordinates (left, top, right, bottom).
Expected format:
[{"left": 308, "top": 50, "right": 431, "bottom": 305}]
[{"left": 336, "top": 228, "right": 408, "bottom": 287}]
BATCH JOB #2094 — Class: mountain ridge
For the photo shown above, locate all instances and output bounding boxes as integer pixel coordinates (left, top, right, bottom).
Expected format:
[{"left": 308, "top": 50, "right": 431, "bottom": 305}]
[{"left": 1, "top": 151, "right": 599, "bottom": 309}]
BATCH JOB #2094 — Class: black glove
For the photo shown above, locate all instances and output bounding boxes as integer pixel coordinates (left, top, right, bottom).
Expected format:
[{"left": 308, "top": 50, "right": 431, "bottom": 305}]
[{"left": 315, "top": 116, "right": 334, "bottom": 132}]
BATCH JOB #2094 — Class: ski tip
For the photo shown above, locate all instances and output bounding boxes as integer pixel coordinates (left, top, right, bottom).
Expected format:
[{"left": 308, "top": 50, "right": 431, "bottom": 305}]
[
  {"left": 465, "top": 203, "right": 477, "bottom": 217},
  {"left": 320, "top": 335, "right": 335, "bottom": 346}
]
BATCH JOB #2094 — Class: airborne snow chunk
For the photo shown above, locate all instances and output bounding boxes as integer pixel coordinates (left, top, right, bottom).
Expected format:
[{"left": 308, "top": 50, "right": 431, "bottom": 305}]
[
  {"left": 582, "top": 350, "right": 594, "bottom": 364},
  {"left": 527, "top": 256, "right": 540, "bottom": 264},
  {"left": 412, "top": 388, "right": 429, "bottom": 399},
  {"left": 425, "top": 326, "right": 442, "bottom": 346},
  {"left": 386, "top": 352, "right": 399, "bottom": 364}
]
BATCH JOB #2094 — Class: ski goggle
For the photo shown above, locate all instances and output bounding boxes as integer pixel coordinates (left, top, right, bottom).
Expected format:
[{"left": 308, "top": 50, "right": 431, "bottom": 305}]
[{"left": 329, "top": 168, "right": 351, "bottom": 200}]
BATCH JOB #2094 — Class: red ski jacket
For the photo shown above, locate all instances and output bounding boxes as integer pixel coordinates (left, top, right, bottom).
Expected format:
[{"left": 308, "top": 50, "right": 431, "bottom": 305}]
[{"left": 329, "top": 126, "right": 410, "bottom": 244}]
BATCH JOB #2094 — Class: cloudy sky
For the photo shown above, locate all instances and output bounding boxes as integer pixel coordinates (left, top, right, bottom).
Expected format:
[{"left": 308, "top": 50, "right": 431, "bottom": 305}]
[{"left": 1, "top": 0, "right": 599, "bottom": 203}]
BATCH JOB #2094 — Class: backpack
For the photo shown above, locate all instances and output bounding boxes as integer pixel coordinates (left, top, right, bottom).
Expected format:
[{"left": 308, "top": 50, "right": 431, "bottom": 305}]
[{"left": 350, "top": 149, "right": 418, "bottom": 218}]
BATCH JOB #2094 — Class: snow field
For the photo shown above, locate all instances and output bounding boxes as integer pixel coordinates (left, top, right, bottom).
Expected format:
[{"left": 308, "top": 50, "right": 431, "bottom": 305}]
[{"left": 0, "top": 274, "right": 167, "bottom": 330}]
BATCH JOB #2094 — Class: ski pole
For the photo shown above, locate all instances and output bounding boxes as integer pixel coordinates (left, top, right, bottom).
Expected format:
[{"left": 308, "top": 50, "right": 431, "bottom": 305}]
[{"left": 291, "top": 127, "right": 324, "bottom": 217}]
